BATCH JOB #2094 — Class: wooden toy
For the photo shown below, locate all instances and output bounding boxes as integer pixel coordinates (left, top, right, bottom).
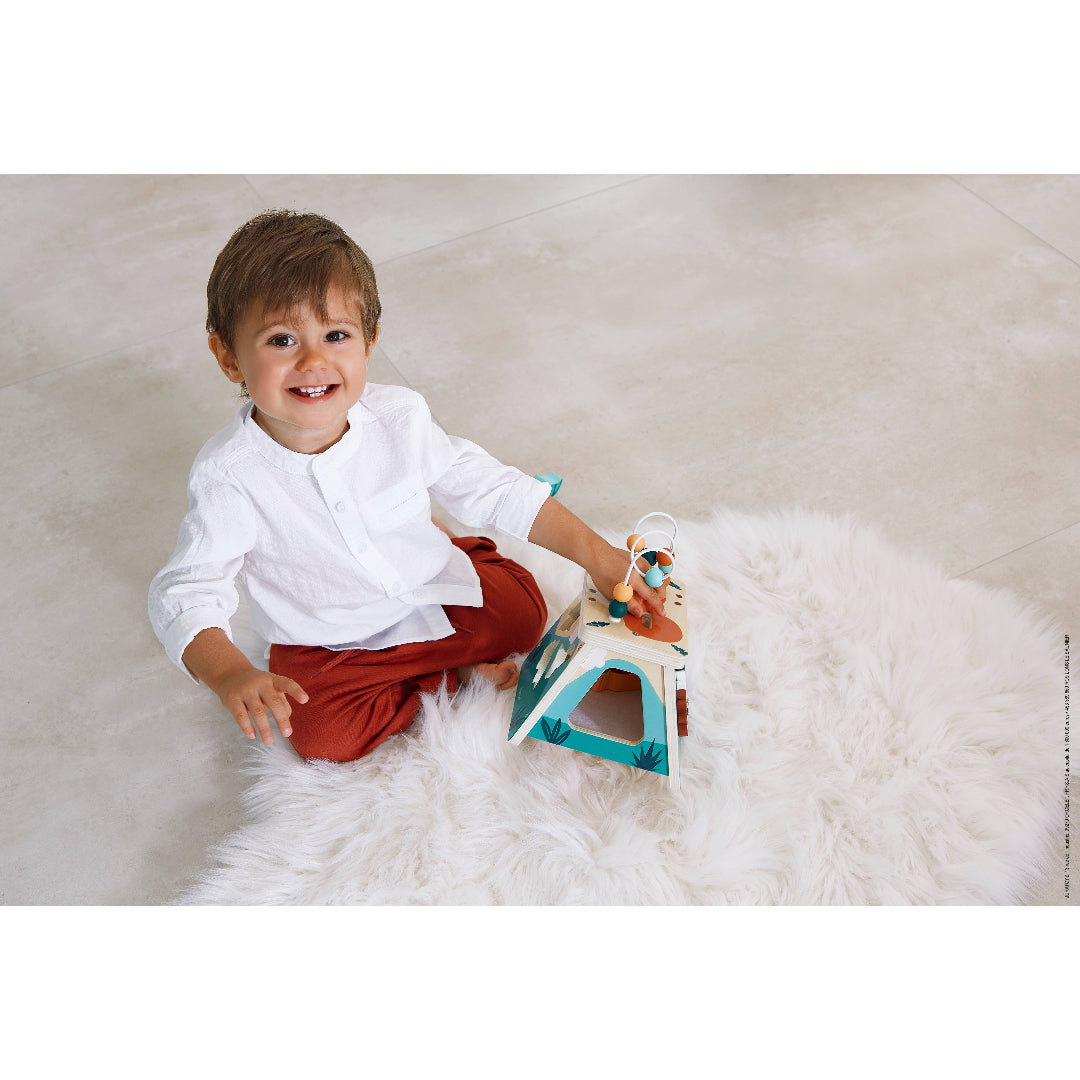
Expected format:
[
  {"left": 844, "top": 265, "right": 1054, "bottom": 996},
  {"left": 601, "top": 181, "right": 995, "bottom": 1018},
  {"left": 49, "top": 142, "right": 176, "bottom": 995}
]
[{"left": 508, "top": 512, "right": 690, "bottom": 789}]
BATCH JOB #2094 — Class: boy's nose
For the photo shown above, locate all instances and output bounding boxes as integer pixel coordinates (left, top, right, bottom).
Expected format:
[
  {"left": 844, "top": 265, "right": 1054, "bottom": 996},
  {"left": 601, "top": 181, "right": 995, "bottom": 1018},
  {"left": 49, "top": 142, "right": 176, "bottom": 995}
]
[{"left": 296, "top": 344, "right": 327, "bottom": 370}]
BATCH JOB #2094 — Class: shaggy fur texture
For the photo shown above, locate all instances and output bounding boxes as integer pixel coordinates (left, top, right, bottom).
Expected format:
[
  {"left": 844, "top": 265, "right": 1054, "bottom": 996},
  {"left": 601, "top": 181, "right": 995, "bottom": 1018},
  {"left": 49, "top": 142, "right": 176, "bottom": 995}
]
[{"left": 178, "top": 509, "right": 1063, "bottom": 905}]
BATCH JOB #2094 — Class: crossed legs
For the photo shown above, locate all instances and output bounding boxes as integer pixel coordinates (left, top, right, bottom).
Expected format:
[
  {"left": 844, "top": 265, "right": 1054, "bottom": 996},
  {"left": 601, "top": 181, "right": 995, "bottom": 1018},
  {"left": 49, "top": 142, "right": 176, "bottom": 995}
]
[{"left": 269, "top": 535, "right": 547, "bottom": 762}]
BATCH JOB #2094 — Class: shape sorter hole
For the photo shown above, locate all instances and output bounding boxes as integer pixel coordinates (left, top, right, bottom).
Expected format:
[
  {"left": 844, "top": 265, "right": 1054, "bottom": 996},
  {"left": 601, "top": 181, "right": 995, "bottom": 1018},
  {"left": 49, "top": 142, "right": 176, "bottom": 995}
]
[{"left": 568, "top": 668, "right": 645, "bottom": 744}]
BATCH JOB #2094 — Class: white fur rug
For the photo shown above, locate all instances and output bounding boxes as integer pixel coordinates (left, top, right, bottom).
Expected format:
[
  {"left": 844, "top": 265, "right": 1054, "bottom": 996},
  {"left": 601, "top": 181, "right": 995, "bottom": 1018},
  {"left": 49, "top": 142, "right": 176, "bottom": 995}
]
[{"left": 178, "top": 508, "right": 1062, "bottom": 905}]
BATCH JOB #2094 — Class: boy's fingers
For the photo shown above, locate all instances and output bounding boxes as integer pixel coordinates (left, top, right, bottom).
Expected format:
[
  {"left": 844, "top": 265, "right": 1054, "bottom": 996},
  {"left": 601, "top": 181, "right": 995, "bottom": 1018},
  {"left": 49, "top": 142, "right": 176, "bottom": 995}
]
[
  {"left": 268, "top": 691, "right": 293, "bottom": 738},
  {"left": 247, "top": 701, "right": 274, "bottom": 745},
  {"left": 630, "top": 585, "right": 665, "bottom": 619},
  {"left": 268, "top": 676, "right": 307, "bottom": 737},
  {"left": 267, "top": 690, "right": 291, "bottom": 721},
  {"left": 278, "top": 676, "right": 309, "bottom": 704},
  {"left": 232, "top": 709, "right": 257, "bottom": 740}
]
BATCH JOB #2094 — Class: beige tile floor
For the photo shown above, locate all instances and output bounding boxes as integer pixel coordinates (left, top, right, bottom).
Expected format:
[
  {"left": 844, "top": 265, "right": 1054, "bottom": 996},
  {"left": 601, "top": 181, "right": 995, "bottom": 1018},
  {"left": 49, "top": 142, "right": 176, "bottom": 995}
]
[{"left": 1, "top": 175, "right": 1074, "bottom": 905}]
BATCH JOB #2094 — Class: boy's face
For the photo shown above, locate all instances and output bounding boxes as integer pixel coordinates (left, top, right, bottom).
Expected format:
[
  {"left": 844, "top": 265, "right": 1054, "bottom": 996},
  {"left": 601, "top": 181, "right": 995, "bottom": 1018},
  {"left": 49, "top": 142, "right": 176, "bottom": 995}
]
[{"left": 209, "top": 283, "right": 378, "bottom": 455}]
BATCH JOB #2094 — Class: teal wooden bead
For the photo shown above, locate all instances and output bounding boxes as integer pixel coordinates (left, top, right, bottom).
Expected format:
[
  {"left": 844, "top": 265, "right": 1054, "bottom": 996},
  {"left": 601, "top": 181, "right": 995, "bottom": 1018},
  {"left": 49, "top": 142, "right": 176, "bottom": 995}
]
[
  {"left": 644, "top": 566, "right": 664, "bottom": 588},
  {"left": 608, "top": 599, "right": 629, "bottom": 620}
]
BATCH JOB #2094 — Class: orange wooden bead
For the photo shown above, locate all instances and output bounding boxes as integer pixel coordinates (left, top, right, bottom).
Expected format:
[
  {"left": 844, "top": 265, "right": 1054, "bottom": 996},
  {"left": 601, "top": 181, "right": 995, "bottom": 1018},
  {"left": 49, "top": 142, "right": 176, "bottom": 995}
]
[
  {"left": 656, "top": 550, "right": 674, "bottom": 568},
  {"left": 626, "top": 533, "right": 646, "bottom": 554},
  {"left": 612, "top": 582, "right": 633, "bottom": 603}
]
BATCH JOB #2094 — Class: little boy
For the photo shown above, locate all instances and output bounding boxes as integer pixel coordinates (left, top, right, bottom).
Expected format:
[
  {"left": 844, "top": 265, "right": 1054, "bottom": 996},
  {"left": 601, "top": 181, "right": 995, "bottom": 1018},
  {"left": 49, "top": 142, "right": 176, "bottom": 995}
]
[{"left": 149, "top": 210, "right": 664, "bottom": 763}]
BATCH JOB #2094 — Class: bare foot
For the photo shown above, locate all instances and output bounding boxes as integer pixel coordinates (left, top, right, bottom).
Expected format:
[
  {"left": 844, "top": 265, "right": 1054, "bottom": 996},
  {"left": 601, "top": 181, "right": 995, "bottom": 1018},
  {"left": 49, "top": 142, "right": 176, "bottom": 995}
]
[{"left": 457, "top": 659, "right": 520, "bottom": 691}]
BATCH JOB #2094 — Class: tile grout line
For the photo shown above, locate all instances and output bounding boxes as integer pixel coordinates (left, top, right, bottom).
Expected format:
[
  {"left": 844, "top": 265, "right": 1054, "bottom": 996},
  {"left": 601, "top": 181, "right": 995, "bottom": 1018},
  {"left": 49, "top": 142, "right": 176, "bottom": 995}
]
[
  {"left": 942, "top": 178, "right": 1080, "bottom": 591},
  {"left": 369, "top": 176, "right": 652, "bottom": 418},
  {"left": 2, "top": 178, "right": 269, "bottom": 395},
  {"left": 241, "top": 176, "right": 269, "bottom": 204},
  {"left": 36, "top": 176, "right": 650, "bottom": 409},
  {"left": 224, "top": 175, "right": 653, "bottom": 270},
  {"left": 373, "top": 343, "right": 453, "bottom": 434},
  {"left": 0, "top": 321, "right": 206, "bottom": 394},
  {"left": 5, "top": 176, "right": 635, "bottom": 395},
  {"left": 0, "top": 317, "right": 444, "bottom": 437},
  {"left": 947, "top": 176, "right": 1080, "bottom": 275},
  {"left": 373, "top": 175, "right": 654, "bottom": 269},
  {"left": 371, "top": 343, "right": 417, "bottom": 392},
  {"left": 952, "top": 520, "right": 1080, "bottom": 578}
]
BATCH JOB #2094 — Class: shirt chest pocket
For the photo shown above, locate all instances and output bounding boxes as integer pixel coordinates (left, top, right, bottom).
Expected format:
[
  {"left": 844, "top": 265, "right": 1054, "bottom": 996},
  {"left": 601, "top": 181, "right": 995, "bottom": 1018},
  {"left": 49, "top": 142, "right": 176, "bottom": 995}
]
[{"left": 365, "top": 479, "right": 430, "bottom": 532}]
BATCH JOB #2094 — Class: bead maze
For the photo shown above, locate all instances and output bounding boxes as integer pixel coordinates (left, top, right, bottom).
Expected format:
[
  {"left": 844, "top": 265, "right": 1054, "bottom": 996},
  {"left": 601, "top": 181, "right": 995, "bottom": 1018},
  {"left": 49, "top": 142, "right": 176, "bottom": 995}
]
[{"left": 508, "top": 512, "right": 690, "bottom": 789}]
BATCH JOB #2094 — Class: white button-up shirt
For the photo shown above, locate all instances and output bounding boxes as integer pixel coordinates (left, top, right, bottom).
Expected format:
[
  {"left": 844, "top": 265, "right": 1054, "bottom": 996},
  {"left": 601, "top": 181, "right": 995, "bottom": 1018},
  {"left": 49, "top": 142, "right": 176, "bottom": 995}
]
[{"left": 148, "top": 383, "right": 551, "bottom": 682}]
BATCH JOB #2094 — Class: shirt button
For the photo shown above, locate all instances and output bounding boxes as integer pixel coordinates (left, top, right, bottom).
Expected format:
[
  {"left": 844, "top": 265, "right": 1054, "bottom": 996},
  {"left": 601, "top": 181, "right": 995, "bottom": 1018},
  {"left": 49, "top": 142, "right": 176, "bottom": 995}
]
[
  {"left": 390, "top": 582, "right": 402, "bottom": 595},
  {"left": 335, "top": 501, "right": 347, "bottom": 513}
]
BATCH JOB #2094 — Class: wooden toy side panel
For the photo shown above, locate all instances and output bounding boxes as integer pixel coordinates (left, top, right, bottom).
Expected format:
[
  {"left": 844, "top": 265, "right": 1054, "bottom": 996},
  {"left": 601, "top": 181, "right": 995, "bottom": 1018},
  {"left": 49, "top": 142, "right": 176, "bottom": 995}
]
[
  {"left": 508, "top": 595, "right": 584, "bottom": 744},
  {"left": 524, "top": 657, "right": 671, "bottom": 776},
  {"left": 664, "top": 665, "right": 680, "bottom": 791},
  {"left": 565, "top": 657, "right": 665, "bottom": 746}
]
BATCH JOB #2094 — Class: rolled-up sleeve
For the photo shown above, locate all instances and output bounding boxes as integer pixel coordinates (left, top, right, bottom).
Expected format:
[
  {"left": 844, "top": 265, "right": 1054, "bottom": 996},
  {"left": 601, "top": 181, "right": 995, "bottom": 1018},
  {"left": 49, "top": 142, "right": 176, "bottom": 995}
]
[
  {"left": 416, "top": 397, "right": 551, "bottom": 543},
  {"left": 148, "top": 460, "right": 256, "bottom": 682}
]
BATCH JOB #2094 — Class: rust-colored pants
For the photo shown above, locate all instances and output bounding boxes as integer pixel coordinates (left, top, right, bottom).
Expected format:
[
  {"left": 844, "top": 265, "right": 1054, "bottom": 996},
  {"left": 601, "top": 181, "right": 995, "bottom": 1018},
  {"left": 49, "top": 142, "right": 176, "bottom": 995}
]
[{"left": 269, "top": 536, "right": 547, "bottom": 762}]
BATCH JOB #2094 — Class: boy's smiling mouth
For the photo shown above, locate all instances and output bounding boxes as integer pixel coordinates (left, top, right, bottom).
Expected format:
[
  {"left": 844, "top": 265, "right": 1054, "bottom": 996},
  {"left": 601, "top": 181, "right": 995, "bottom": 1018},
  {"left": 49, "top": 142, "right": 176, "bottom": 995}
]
[{"left": 288, "top": 384, "right": 339, "bottom": 400}]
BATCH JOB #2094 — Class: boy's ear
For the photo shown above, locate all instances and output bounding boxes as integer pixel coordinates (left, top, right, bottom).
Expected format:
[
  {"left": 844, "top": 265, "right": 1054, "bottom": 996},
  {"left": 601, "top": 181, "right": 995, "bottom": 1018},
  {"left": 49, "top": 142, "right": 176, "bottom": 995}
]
[
  {"left": 368, "top": 323, "right": 380, "bottom": 353},
  {"left": 209, "top": 333, "right": 244, "bottom": 384}
]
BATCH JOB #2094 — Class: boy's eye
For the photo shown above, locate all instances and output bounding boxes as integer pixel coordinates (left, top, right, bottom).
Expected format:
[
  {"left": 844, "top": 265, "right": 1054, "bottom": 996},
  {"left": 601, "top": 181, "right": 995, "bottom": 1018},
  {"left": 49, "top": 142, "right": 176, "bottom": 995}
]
[
  {"left": 326, "top": 330, "right": 349, "bottom": 342},
  {"left": 269, "top": 334, "right": 295, "bottom": 347}
]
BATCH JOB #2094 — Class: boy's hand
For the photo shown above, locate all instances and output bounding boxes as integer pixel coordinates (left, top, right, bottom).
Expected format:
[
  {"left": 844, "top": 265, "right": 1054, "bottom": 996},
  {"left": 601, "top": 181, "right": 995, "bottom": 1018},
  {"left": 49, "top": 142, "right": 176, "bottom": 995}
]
[
  {"left": 214, "top": 668, "right": 309, "bottom": 745},
  {"left": 182, "top": 629, "right": 308, "bottom": 745},
  {"left": 587, "top": 540, "right": 667, "bottom": 620}
]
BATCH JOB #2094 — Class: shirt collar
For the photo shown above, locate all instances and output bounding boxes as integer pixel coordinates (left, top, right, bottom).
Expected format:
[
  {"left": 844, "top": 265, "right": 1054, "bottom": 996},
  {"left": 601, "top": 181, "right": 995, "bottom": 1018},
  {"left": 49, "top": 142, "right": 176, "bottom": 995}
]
[{"left": 240, "top": 400, "right": 365, "bottom": 474}]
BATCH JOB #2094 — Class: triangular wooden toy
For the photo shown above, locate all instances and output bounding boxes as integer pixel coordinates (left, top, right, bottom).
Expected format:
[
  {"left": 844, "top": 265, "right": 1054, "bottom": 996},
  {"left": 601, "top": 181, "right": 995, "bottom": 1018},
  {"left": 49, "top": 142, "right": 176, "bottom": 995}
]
[{"left": 509, "top": 513, "right": 690, "bottom": 789}]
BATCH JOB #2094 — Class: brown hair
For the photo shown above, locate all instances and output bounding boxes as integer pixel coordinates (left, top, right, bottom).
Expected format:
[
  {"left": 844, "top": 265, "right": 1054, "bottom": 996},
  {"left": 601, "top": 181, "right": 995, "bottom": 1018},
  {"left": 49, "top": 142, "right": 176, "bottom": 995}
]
[{"left": 206, "top": 210, "right": 382, "bottom": 354}]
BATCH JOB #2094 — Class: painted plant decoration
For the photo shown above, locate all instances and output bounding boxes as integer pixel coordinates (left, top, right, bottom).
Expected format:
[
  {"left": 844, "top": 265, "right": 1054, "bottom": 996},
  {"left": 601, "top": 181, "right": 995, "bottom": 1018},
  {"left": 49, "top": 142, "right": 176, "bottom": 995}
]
[
  {"left": 540, "top": 718, "right": 573, "bottom": 746},
  {"left": 630, "top": 739, "right": 665, "bottom": 772}
]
